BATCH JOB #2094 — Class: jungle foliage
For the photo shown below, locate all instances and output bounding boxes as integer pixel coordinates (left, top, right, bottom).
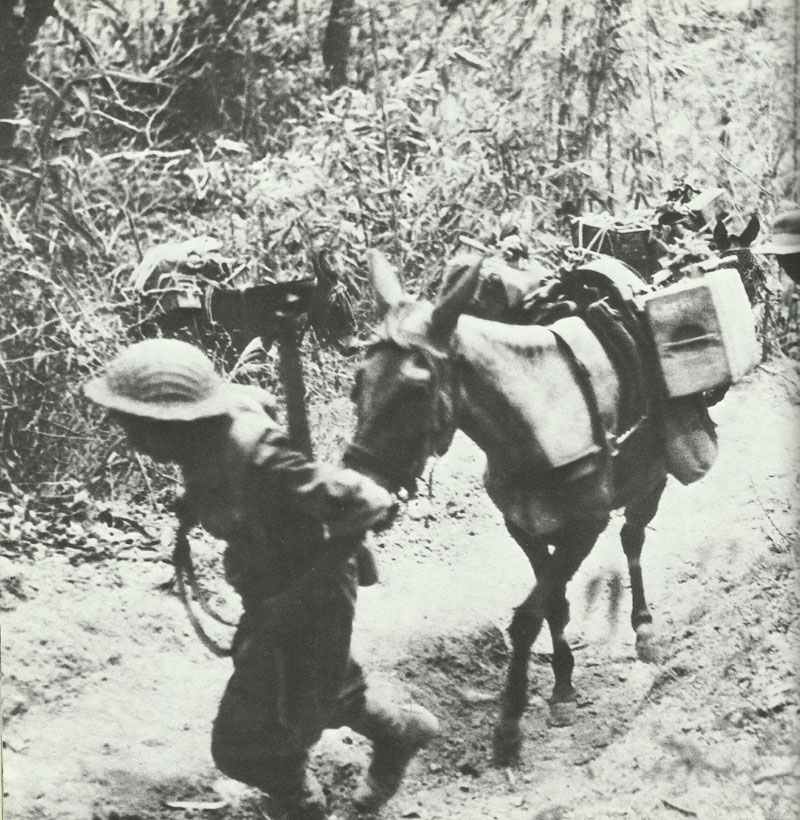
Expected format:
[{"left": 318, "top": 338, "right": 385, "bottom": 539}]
[{"left": 0, "top": 0, "right": 796, "bottom": 498}]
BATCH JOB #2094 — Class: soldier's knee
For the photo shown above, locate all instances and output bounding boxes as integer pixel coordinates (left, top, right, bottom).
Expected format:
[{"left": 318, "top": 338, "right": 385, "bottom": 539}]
[
  {"left": 211, "top": 718, "right": 307, "bottom": 794},
  {"left": 210, "top": 711, "right": 259, "bottom": 785},
  {"left": 210, "top": 724, "right": 255, "bottom": 785}
]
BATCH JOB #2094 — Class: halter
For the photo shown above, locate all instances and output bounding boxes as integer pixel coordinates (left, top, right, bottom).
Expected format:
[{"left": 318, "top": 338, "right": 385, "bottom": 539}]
[{"left": 345, "top": 336, "right": 457, "bottom": 494}]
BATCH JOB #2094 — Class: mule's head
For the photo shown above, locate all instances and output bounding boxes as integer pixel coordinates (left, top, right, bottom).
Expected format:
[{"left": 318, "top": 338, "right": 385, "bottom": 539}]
[
  {"left": 343, "top": 250, "right": 482, "bottom": 494},
  {"left": 712, "top": 213, "right": 764, "bottom": 302}
]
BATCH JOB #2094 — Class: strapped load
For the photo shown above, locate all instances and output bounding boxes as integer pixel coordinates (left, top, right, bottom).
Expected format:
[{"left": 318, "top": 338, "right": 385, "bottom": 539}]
[
  {"left": 467, "top": 255, "right": 552, "bottom": 320},
  {"left": 463, "top": 251, "right": 734, "bottom": 496}
]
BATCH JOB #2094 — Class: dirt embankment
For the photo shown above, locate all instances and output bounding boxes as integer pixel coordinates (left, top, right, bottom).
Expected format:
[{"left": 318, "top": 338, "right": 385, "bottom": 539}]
[{"left": 1, "top": 361, "right": 798, "bottom": 820}]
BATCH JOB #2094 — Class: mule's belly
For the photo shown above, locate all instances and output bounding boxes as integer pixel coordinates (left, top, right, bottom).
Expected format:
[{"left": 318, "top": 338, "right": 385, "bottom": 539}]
[{"left": 483, "top": 460, "right": 612, "bottom": 536}]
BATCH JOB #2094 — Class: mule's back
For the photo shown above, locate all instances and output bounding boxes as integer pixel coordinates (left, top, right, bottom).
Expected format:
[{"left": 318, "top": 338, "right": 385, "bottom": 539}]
[{"left": 453, "top": 314, "right": 620, "bottom": 473}]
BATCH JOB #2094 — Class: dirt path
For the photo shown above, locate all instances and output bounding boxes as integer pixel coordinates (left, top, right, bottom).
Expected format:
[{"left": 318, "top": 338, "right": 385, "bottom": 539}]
[{"left": 2, "top": 362, "right": 798, "bottom": 820}]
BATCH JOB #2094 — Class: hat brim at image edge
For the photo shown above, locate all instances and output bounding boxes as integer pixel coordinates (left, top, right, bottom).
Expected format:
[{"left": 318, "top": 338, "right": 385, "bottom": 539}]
[
  {"left": 84, "top": 377, "right": 233, "bottom": 421},
  {"left": 751, "top": 238, "right": 800, "bottom": 255}
]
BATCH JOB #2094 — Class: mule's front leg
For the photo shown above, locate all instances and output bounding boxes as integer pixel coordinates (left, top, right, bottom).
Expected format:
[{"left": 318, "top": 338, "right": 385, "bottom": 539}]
[
  {"left": 622, "top": 476, "right": 666, "bottom": 663},
  {"left": 494, "top": 525, "right": 551, "bottom": 765},
  {"left": 545, "top": 519, "right": 604, "bottom": 726},
  {"left": 494, "top": 596, "right": 545, "bottom": 765}
]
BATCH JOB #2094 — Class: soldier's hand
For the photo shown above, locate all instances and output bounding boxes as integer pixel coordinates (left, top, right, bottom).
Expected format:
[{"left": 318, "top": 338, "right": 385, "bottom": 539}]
[{"left": 326, "top": 468, "right": 397, "bottom": 536}]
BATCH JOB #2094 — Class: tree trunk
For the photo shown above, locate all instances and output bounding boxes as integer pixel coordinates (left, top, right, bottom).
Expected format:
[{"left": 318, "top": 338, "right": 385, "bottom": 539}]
[
  {"left": 322, "top": 0, "right": 355, "bottom": 90},
  {"left": 0, "top": 0, "right": 56, "bottom": 155}
]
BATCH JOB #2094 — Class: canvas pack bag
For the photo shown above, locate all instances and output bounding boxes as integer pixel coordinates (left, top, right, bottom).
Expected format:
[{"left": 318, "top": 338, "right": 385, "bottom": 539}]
[{"left": 661, "top": 395, "right": 718, "bottom": 485}]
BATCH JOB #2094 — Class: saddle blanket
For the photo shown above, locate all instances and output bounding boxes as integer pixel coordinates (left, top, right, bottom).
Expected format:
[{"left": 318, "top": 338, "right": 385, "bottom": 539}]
[{"left": 455, "top": 313, "right": 620, "bottom": 471}]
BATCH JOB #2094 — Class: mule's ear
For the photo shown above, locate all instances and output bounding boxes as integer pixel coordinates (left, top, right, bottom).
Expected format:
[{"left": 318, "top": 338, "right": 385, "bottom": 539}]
[
  {"left": 713, "top": 219, "right": 729, "bottom": 251},
  {"left": 431, "top": 253, "right": 483, "bottom": 338},
  {"left": 739, "top": 213, "right": 760, "bottom": 247},
  {"left": 366, "top": 249, "right": 404, "bottom": 314}
]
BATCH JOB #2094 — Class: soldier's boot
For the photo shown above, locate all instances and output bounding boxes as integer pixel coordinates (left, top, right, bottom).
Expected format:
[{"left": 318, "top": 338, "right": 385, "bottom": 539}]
[
  {"left": 350, "top": 695, "right": 440, "bottom": 813},
  {"left": 260, "top": 768, "right": 328, "bottom": 820}
]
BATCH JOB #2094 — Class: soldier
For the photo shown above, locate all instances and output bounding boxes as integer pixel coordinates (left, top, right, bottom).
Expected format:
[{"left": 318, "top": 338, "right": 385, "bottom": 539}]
[
  {"left": 752, "top": 207, "right": 800, "bottom": 286},
  {"left": 84, "top": 338, "right": 438, "bottom": 820}
]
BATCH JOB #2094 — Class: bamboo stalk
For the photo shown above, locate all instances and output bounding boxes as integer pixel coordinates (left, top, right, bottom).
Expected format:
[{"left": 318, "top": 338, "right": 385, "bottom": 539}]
[
  {"left": 794, "top": 0, "right": 798, "bottom": 176},
  {"left": 368, "top": 3, "right": 401, "bottom": 263}
]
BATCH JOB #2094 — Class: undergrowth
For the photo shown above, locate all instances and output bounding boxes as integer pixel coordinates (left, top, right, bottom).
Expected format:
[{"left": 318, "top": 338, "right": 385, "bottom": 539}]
[{"left": 0, "top": 0, "right": 797, "bottom": 500}]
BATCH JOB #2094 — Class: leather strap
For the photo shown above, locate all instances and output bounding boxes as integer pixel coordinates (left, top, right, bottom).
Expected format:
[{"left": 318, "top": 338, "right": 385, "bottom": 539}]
[{"left": 549, "top": 326, "right": 614, "bottom": 461}]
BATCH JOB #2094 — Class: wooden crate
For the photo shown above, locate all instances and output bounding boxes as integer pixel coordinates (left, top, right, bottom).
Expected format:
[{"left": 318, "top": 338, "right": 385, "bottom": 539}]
[{"left": 641, "top": 268, "right": 759, "bottom": 397}]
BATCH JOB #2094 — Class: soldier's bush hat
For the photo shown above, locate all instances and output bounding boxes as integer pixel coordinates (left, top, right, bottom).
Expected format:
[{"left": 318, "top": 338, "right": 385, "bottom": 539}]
[
  {"left": 752, "top": 208, "right": 800, "bottom": 255},
  {"left": 85, "top": 338, "right": 233, "bottom": 421}
]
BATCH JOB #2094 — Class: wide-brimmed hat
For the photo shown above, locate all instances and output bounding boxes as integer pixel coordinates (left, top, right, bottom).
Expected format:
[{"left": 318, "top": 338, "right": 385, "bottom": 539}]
[
  {"left": 84, "top": 338, "right": 233, "bottom": 421},
  {"left": 752, "top": 208, "right": 800, "bottom": 255}
]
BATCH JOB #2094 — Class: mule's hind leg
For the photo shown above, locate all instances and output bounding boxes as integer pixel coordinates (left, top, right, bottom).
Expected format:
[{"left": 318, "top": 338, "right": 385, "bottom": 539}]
[
  {"left": 622, "top": 475, "right": 667, "bottom": 663},
  {"left": 546, "top": 517, "right": 607, "bottom": 726},
  {"left": 493, "top": 522, "right": 550, "bottom": 765}
]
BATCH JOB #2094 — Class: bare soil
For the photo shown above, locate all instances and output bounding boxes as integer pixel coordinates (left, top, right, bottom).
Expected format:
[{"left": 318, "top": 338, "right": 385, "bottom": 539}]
[{"left": 2, "top": 361, "right": 799, "bottom": 820}]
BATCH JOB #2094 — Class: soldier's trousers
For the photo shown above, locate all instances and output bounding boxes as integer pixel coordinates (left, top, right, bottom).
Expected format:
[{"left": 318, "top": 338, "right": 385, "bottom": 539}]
[{"left": 210, "top": 558, "right": 367, "bottom": 798}]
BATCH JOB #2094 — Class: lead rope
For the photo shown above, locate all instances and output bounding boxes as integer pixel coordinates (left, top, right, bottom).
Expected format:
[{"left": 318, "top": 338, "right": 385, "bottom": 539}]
[{"left": 172, "top": 514, "right": 234, "bottom": 658}]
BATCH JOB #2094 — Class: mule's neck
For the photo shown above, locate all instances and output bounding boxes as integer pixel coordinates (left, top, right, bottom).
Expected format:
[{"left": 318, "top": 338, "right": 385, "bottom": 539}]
[{"left": 450, "top": 314, "right": 552, "bottom": 476}]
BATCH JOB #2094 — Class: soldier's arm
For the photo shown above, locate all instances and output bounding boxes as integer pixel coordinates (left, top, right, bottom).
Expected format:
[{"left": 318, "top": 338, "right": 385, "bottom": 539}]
[{"left": 252, "top": 427, "right": 395, "bottom": 536}]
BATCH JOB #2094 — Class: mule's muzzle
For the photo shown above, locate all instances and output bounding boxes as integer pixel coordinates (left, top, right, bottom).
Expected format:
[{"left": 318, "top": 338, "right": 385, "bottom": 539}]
[{"left": 343, "top": 442, "right": 417, "bottom": 497}]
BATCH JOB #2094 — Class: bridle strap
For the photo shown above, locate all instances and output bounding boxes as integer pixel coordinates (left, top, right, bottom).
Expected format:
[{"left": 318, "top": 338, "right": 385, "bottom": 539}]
[{"left": 347, "top": 343, "right": 457, "bottom": 491}]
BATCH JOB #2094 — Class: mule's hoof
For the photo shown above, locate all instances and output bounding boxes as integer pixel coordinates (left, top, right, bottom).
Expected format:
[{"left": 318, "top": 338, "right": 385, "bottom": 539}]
[
  {"left": 635, "top": 624, "right": 661, "bottom": 663},
  {"left": 492, "top": 718, "right": 521, "bottom": 766},
  {"left": 547, "top": 700, "right": 578, "bottom": 727}
]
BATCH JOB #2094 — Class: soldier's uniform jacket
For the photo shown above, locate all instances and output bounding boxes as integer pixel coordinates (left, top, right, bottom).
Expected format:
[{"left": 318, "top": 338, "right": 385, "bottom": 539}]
[
  {"left": 180, "top": 396, "right": 384, "bottom": 606},
  {"left": 178, "top": 396, "right": 389, "bottom": 765}
]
